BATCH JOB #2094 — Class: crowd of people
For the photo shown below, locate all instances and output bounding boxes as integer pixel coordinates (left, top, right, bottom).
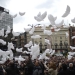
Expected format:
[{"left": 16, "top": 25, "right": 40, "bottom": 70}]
[{"left": 0, "top": 55, "right": 75, "bottom": 75}]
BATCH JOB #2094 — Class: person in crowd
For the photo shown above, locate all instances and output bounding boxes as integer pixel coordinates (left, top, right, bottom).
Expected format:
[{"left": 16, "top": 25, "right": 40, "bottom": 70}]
[
  {"left": 1, "top": 55, "right": 75, "bottom": 75},
  {"left": 48, "top": 61, "right": 57, "bottom": 75},
  {"left": 39, "top": 59, "right": 46, "bottom": 75},
  {"left": 44, "top": 63, "right": 49, "bottom": 75},
  {"left": 33, "top": 60, "right": 42, "bottom": 75},
  {"left": 57, "top": 63, "right": 62, "bottom": 72},
  {"left": 8, "top": 60, "right": 20, "bottom": 75},
  {"left": 5, "top": 61, "right": 11, "bottom": 75},
  {"left": 68, "top": 63, "right": 75, "bottom": 75},
  {"left": 19, "top": 62, "right": 25, "bottom": 75},
  {"left": 0, "top": 64, "right": 5, "bottom": 75},
  {"left": 24, "top": 55, "right": 34, "bottom": 75},
  {"left": 57, "top": 63, "right": 69, "bottom": 75}
]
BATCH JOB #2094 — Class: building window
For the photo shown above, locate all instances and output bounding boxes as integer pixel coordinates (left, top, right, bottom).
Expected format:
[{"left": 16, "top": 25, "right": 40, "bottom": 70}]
[
  {"left": 55, "top": 40, "right": 57, "bottom": 42},
  {"left": 60, "top": 36, "right": 62, "bottom": 39},
  {"left": 35, "top": 41, "right": 38, "bottom": 44},
  {"left": 55, "top": 43, "right": 58, "bottom": 49},
  {"left": 40, "top": 38, "right": 42, "bottom": 42},
  {"left": 55, "top": 37, "right": 57, "bottom": 39},
  {"left": 59, "top": 41, "right": 63, "bottom": 49},
  {"left": 21, "top": 35, "right": 24, "bottom": 39},
  {"left": 65, "top": 36, "right": 66, "bottom": 39}
]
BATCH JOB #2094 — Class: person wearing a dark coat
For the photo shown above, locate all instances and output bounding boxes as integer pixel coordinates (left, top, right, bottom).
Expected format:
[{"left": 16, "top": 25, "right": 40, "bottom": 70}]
[
  {"left": 57, "top": 63, "right": 69, "bottom": 75},
  {"left": 57, "top": 63, "right": 63, "bottom": 73},
  {"left": 33, "top": 60, "right": 42, "bottom": 75},
  {"left": 39, "top": 60, "right": 46, "bottom": 75},
  {"left": 24, "top": 56, "right": 34, "bottom": 75},
  {"left": 5, "top": 63, "right": 11, "bottom": 75},
  {"left": 0, "top": 64, "right": 4, "bottom": 75},
  {"left": 68, "top": 63, "right": 75, "bottom": 75},
  {"left": 5, "top": 61, "right": 20, "bottom": 75},
  {"left": 19, "top": 63, "right": 25, "bottom": 75}
]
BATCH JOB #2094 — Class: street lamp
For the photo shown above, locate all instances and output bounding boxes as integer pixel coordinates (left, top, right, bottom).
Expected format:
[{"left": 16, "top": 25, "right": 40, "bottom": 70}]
[
  {"left": 54, "top": 43, "right": 58, "bottom": 49},
  {"left": 39, "top": 38, "right": 42, "bottom": 53},
  {"left": 24, "top": 32, "right": 27, "bottom": 44},
  {"left": 64, "top": 41, "right": 68, "bottom": 56},
  {"left": 44, "top": 43, "right": 47, "bottom": 50},
  {"left": 59, "top": 41, "right": 63, "bottom": 49}
]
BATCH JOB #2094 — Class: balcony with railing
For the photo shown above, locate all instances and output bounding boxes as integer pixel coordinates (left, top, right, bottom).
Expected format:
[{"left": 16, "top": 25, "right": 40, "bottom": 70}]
[
  {"left": 51, "top": 45, "right": 69, "bottom": 50},
  {"left": 39, "top": 41, "right": 69, "bottom": 54}
]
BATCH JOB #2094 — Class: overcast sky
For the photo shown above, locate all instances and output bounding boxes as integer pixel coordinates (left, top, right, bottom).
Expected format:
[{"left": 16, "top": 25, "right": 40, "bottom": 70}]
[{"left": 0, "top": 0, "right": 75, "bottom": 32}]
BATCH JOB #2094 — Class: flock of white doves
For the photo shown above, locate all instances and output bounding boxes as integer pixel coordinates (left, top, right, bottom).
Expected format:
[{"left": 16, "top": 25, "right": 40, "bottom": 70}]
[{"left": 0, "top": 5, "right": 75, "bottom": 64}]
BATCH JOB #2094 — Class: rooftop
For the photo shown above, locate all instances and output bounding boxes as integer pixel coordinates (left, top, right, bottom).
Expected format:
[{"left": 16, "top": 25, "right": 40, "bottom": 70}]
[{"left": 0, "top": 6, "right": 9, "bottom": 14}]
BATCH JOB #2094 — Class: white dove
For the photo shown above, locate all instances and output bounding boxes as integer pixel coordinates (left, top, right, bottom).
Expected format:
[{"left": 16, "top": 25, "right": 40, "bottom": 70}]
[
  {"left": 62, "top": 5, "right": 70, "bottom": 17},
  {"left": 11, "top": 14, "right": 17, "bottom": 18},
  {"left": 5, "top": 26, "right": 11, "bottom": 37},
  {"left": 71, "top": 36, "right": 75, "bottom": 39},
  {"left": 29, "top": 26, "right": 35, "bottom": 35},
  {"left": 24, "top": 41, "right": 32, "bottom": 47},
  {"left": 45, "top": 39, "right": 50, "bottom": 45},
  {"left": 44, "top": 30, "right": 52, "bottom": 35},
  {"left": 0, "top": 39, "right": 6, "bottom": 45},
  {"left": 19, "top": 12, "right": 25, "bottom": 16},
  {"left": 31, "top": 35, "right": 41, "bottom": 39},
  {"left": 70, "top": 46, "right": 75, "bottom": 50},
  {"left": 16, "top": 48, "right": 23, "bottom": 52},
  {"left": 34, "top": 11, "right": 47, "bottom": 21},
  {"left": 65, "top": 32, "right": 69, "bottom": 38}
]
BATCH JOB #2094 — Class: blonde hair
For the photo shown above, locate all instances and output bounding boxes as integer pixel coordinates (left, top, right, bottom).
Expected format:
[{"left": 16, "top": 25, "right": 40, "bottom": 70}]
[{"left": 49, "top": 62, "right": 57, "bottom": 70}]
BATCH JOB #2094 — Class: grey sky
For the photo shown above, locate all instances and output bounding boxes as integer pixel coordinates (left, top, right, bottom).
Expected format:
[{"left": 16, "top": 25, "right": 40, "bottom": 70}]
[
  {"left": 36, "top": 0, "right": 54, "bottom": 9},
  {"left": 0, "top": 0, "right": 75, "bottom": 32},
  {"left": 0, "top": 0, "right": 10, "bottom": 7}
]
